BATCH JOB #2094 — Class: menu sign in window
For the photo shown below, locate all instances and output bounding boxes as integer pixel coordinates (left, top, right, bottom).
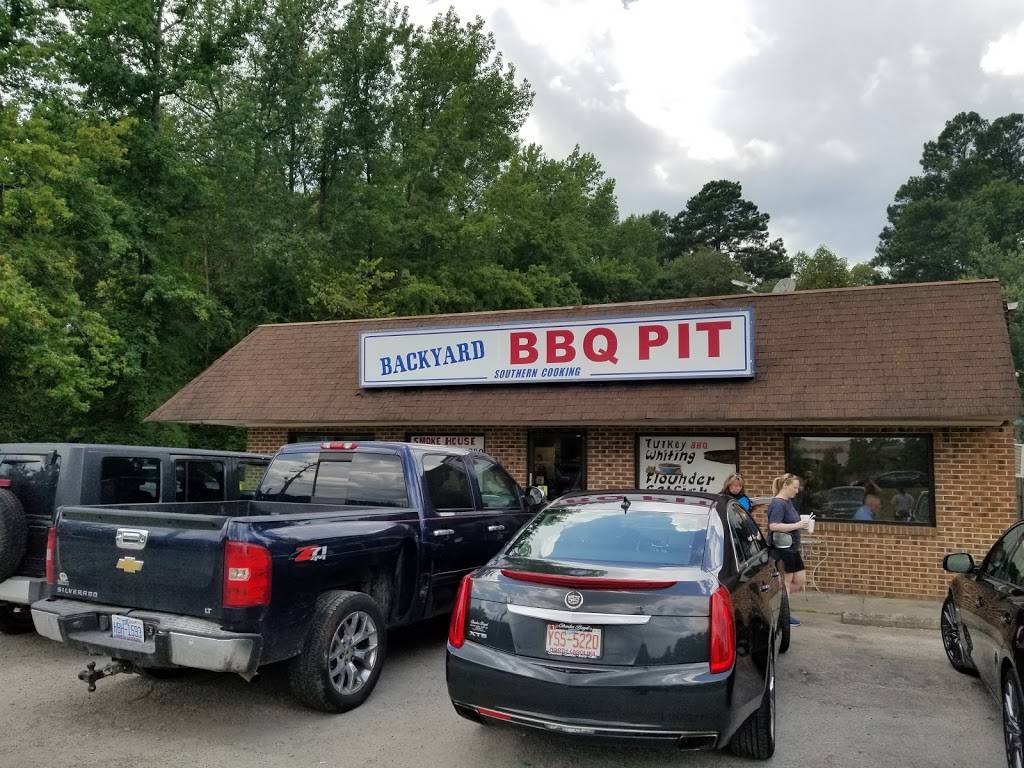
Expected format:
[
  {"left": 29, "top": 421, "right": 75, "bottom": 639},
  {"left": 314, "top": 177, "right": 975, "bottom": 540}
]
[{"left": 637, "top": 436, "right": 738, "bottom": 493}]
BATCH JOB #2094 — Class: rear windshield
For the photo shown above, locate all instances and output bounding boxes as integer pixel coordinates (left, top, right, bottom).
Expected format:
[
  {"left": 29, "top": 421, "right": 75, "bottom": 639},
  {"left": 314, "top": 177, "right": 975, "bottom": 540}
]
[
  {"left": 506, "top": 504, "right": 709, "bottom": 567},
  {"left": 257, "top": 451, "right": 408, "bottom": 508}
]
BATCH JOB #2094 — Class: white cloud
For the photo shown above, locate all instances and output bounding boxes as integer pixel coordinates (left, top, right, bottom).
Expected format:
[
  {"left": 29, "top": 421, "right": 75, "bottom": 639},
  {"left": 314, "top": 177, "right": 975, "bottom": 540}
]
[
  {"left": 821, "top": 139, "right": 858, "bottom": 164},
  {"left": 910, "top": 44, "right": 932, "bottom": 68},
  {"left": 653, "top": 163, "right": 669, "bottom": 182},
  {"left": 981, "top": 19, "right": 1024, "bottom": 76},
  {"left": 860, "top": 57, "right": 892, "bottom": 104}
]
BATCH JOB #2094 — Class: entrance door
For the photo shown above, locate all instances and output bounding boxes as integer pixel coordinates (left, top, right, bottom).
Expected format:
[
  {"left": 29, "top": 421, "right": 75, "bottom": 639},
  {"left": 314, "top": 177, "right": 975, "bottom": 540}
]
[{"left": 528, "top": 431, "right": 586, "bottom": 501}]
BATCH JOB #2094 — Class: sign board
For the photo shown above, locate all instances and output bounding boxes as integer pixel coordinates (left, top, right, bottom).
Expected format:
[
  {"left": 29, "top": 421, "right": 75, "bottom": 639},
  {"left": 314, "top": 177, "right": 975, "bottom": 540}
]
[
  {"left": 408, "top": 434, "right": 486, "bottom": 452},
  {"left": 637, "top": 435, "right": 738, "bottom": 493},
  {"left": 359, "top": 309, "right": 753, "bottom": 388}
]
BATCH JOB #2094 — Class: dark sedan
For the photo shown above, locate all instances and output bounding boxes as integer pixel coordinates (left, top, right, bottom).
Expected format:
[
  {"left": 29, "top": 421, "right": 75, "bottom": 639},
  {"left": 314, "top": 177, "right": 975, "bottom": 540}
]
[
  {"left": 446, "top": 490, "right": 791, "bottom": 759},
  {"left": 942, "top": 522, "right": 1024, "bottom": 768}
]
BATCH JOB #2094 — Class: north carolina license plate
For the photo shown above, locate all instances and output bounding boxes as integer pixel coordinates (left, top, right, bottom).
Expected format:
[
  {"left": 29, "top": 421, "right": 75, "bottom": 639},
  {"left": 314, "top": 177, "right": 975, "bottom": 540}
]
[
  {"left": 545, "top": 623, "right": 602, "bottom": 659},
  {"left": 111, "top": 614, "right": 145, "bottom": 644}
]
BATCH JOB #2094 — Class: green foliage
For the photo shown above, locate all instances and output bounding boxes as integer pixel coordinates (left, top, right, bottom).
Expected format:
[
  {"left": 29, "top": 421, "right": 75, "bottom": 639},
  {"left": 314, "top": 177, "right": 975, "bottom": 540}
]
[
  {"left": 793, "top": 245, "right": 881, "bottom": 290},
  {"left": 668, "top": 180, "right": 791, "bottom": 283},
  {"left": 876, "top": 110, "right": 1024, "bottom": 396}
]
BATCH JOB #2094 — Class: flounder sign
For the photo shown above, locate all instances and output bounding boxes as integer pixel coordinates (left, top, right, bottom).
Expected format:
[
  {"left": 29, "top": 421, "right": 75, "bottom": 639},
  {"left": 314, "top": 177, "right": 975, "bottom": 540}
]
[{"left": 359, "top": 309, "right": 754, "bottom": 388}]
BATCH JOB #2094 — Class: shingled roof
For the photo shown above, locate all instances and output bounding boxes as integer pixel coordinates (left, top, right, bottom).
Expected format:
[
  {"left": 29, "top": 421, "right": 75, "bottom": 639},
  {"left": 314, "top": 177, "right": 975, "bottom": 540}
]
[{"left": 148, "top": 280, "right": 1021, "bottom": 427}]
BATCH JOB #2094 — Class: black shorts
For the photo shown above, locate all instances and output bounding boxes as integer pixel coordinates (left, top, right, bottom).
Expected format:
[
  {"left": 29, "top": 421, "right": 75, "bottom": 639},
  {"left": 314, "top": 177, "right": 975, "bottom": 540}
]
[{"left": 772, "top": 548, "right": 805, "bottom": 574}]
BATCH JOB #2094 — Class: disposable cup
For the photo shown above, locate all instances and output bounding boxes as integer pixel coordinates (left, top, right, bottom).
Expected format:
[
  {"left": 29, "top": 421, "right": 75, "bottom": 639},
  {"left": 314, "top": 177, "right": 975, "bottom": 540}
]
[{"left": 801, "top": 514, "right": 815, "bottom": 534}]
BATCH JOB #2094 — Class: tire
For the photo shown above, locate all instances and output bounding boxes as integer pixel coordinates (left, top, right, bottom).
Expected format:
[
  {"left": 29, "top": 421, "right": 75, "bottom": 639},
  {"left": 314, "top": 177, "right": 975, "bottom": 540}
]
[
  {"left": 0, "top": 488, "right": 27, "bottom": 582},
  {"left": 730, "top": 651, "right": 776, "bottom": 760},
  {"left": 288, "top": 590, "right": 387, "bottom": 713},
  {"left": 1003, "top": 669, "right": 1024, "bottom": 768},
  {"left": 777, "top": 592, "right": 791, "bottom": 655},
  {"left": 0, "top": 603, "right": 34, "bottom": 635},
  {"left": 940, "top": 597, "right": 977, "bottom": 676}
]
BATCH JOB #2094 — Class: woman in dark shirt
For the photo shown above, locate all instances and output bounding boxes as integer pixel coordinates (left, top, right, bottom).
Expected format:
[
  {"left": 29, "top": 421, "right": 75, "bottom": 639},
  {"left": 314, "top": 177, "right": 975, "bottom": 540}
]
[
  {"left": 721, "top": 473, "right": 752, "bottom": 511},
  {"left": 768, "top": 473, "right": 811, "bottom": 626}
]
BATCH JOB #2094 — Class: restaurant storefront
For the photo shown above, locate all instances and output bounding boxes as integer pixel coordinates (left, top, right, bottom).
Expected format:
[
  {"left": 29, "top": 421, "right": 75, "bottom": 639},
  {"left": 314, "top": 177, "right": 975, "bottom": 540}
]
[{"left": 150, "top": 279, "right": 1022, "bottom": 599}]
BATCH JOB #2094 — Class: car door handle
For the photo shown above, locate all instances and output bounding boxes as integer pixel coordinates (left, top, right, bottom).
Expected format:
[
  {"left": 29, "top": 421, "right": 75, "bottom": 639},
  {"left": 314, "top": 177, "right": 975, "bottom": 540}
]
[
  {"left": 432, "top": 529, "right": 455, "bottom": 537},
  {"left": 487, "top": 524, "right": 506, "bottom": 533},
  {"left": 759, "top": 584, "right": 771, "bottom": 593}
]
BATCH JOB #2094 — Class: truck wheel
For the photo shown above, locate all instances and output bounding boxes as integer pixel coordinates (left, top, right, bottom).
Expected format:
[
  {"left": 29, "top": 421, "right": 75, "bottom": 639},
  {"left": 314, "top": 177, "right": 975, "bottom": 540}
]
[
  {"left": 288, "top": 590, "right": 387, "bottom": 713},
  {"left": 0, "top": 604, "right": 34, "bottom": 634},
  {"left": 0, "top": 488, "right": 27, "bottom": 582}
]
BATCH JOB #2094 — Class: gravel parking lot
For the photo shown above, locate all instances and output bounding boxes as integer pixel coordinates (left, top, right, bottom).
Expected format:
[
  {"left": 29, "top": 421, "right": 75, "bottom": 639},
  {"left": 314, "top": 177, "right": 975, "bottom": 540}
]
[{"left": 0, "top": 613, "right": 1005, "bottom": 768}]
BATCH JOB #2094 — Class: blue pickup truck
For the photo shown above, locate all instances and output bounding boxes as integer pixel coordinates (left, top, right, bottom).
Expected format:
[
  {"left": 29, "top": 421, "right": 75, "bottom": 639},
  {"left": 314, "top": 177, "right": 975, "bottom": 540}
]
[{"left": 31, "top": 441, "right": 542, "bottom": 712}]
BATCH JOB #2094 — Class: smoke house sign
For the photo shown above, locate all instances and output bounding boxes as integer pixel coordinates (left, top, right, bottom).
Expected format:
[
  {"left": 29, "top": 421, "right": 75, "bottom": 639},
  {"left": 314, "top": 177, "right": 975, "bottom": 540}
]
[
  {"left": 359, "top": 309, "right": 753, "bottom": 388},
  {"left": 638, "top": 436, "right": 738, "bottom": 493}
]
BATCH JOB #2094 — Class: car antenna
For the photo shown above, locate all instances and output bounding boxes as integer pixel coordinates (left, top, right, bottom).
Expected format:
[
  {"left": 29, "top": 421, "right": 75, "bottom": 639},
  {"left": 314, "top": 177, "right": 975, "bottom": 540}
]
[{"left": 621, "top": 495, "right": 630, "bottom": 514}]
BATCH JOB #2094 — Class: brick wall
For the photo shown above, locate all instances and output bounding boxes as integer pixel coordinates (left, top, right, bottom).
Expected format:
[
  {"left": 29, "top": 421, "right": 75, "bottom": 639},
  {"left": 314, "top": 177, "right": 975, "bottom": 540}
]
[{"left": 247, "top": 422, "right": 1018, "bottom": 599}]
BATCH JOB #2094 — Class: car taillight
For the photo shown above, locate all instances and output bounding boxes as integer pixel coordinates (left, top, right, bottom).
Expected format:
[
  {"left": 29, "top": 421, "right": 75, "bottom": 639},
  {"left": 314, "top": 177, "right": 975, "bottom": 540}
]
[
  {"left": 45, "top": 526, "right": 57, "bottom": 585},
  {"left": 448, "top": 574, "right": 473, "bottom": 649},
  {"left": 709, "top": 585, "right": 736, "bottom": 674},
  {"left": 499, "top": 569, "right": 676, "bottom": 590},
  {"left": 223, "top": 541, "right": 272, "bottom": 608},
  {"left": 0, "top": 479, "right": 11, "bottom": 488}
]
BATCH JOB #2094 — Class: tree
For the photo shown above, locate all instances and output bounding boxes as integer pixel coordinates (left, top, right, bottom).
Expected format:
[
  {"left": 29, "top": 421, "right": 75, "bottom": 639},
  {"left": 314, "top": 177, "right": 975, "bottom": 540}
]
[
  {"left": 668, "top": 180, "right": 791, "bottom": 283},
  {"left": 792, "top": 245, "right": 881, "bottom": 290},
  {"left": 875, "top": 111, "right": 1024, "bottom": 281},
  {"left": 652, "top": 247, "right": 751, "bottom": 299}
]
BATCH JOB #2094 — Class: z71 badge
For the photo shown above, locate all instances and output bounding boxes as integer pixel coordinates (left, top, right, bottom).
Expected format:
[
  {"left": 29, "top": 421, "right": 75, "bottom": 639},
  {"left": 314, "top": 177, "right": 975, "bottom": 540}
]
[{"left": 293, "top": 545, "right": 328, "bottom": 562}]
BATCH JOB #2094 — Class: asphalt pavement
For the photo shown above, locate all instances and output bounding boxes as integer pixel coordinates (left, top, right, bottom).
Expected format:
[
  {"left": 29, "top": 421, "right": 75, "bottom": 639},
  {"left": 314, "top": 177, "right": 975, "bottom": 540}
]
[{"left": 0, "top": 613, "right": 1005, "bottom": 768}]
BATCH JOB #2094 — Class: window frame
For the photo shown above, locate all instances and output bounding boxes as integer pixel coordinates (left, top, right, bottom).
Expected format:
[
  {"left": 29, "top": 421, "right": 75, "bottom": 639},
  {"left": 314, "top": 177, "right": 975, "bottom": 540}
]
[
  {"left": 99, "top": 455, "right": 162, "bottom": 505},
  {"left": 421, "top": 453, "right": 476, "bottom": 514},
  {"left": 784, "top": 432, "right": 936, "bottom": 528},
  {"left": 174, "top": 458, "right": 226, "bottom": 503},
  {"left": 727, "top": 503, "right": 765, "bottom": 567},
  {"left": 470, "top": 457, "right": 523, "bottom": 511}
]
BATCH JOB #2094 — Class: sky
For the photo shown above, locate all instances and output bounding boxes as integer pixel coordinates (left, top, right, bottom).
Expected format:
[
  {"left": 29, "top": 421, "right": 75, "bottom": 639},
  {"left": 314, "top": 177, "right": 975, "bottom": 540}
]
[{"left": 405, "top": 0, "right": 1024, "bottom": 264}]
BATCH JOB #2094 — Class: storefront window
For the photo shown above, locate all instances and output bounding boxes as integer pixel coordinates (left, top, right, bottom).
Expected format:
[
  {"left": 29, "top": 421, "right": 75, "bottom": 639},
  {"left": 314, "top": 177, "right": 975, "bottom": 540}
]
[{"left": 785, "top": 435, "right": 934, "bottom": 525}]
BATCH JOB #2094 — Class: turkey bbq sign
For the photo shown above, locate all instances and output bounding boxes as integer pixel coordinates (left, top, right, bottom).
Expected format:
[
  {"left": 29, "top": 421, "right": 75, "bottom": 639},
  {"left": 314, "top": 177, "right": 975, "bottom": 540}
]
[{"left": 359, "top": 309, "right": 753, "bottom": 388}]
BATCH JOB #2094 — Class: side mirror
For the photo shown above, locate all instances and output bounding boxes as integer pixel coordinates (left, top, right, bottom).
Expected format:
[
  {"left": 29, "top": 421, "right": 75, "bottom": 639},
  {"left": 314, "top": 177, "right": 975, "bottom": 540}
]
[
  {"left": 526, "top": 486, "right": 546, "bottom": 509},
  {"left": 771, "top": 532, "right": 794, "bottom": 549},
  {"left": 943, "top": 552, "right": 976, "bottom": 574}
]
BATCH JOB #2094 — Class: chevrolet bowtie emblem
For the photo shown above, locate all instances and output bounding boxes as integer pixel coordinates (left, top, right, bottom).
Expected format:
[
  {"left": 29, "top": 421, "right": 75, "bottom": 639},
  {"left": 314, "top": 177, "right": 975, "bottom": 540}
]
[{"left": 116, "top": 557, "right": 144, "bottom": 574}]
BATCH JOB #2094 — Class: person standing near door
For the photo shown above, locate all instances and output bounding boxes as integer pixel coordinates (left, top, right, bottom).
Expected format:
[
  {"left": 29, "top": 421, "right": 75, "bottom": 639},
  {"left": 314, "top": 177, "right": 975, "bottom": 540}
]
[
  {"left": 721, "top": 473, "right": 752, "bottom": 511},
  {"left": 768, "top": 473, "right": 811, "bottom": 626}
]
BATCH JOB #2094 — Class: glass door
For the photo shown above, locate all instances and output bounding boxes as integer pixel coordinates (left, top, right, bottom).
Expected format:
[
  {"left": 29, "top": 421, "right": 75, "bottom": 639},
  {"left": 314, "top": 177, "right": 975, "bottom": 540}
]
[{"left": 528, "top": 431, "right": 586, "bottom": 501}]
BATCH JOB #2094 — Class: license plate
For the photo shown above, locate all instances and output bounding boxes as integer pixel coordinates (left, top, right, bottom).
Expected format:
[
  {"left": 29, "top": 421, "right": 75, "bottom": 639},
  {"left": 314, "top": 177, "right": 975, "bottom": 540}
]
[
  {"left": 111, "top": 615, "right": 145, "bottom": 644},
  {"left": 545, "top": 623, "right": 602, "bottom": 659}
]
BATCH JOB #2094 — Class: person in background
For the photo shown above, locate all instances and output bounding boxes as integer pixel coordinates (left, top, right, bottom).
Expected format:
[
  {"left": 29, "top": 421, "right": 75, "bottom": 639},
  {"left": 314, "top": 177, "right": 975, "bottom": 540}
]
[
  {"left": 892, "top": 487, "right": 914, "bottom": 521},
  {"left": 853, "top": 493, "right": 881, "bottom": 521},
  {"left": 768, "top": 473, "right": 811, "bottom": 626},
  {"left": 721, "top": 473, "right": 752, "bottom": 511}
]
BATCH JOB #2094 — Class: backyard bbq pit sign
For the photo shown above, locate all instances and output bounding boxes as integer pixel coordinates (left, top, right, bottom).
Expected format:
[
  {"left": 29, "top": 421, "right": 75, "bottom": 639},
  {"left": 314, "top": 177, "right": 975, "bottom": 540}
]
[
  {"left": 638, "top": 436, "right": 738, "bottom": 493},
  {"left": 359, "top": 309, "right": 753, "bottom": 388}
]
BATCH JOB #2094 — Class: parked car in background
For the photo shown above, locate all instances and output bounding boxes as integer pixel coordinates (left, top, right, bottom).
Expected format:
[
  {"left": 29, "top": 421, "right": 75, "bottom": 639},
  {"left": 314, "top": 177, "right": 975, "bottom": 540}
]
[
  {"left": 942, "top": 523, "right": 1024, "bottom": 768},
  {"left": 31, "top": 441, "right": 543, "bottom": 712},
  {"left": 825, "top": 486, "right": 865, "bottom": 519},
  {"left": 0, "top": 443, "right": 268, "bottom": 634},
  {"left": 447, "top": 490, "right": 790, "bottom": 760}
]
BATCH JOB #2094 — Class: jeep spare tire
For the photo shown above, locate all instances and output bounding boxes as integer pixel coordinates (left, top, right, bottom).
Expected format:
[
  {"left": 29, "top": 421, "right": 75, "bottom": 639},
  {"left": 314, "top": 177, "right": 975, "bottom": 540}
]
[{"left": 0, "top": 488, "right": 28, "bottom": 581}]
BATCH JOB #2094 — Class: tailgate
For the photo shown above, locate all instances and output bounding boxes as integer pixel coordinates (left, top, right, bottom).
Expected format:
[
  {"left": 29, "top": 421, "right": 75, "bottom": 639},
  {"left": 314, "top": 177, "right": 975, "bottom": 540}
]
[{"left": 54, "top": 507, "right": 229, "bottom": 619}]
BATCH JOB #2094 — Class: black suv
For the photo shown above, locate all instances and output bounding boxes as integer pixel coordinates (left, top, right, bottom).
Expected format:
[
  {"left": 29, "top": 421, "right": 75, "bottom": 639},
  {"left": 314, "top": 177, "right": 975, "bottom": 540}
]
[{"left": 0, "top": 443, "right": 268, "bottom": 633}]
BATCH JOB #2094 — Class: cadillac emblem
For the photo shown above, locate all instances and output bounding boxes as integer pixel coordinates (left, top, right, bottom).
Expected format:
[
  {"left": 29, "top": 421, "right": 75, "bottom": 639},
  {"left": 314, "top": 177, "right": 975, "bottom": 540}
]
[{"left": 564, "top": 591, "right": 584, "bottom": 610}]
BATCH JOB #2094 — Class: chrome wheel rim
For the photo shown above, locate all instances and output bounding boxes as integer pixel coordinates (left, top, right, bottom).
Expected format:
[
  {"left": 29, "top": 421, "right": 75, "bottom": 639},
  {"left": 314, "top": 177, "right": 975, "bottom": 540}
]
[
  {"left": 1006, "top": 676, "right": 1024, "bottom": 768},
  {"left": 941, "top": 600, "right": 965, "bottom": 667},
  {"left": 328, "top": 610, "right": 379, "bottom": 695}
]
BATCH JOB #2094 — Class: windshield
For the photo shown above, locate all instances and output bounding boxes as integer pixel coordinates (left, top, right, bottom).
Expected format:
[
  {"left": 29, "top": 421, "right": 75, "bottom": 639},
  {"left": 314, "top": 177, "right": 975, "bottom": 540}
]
[{"left": 506, "top": 503, "right": 709, "bottom": 567}]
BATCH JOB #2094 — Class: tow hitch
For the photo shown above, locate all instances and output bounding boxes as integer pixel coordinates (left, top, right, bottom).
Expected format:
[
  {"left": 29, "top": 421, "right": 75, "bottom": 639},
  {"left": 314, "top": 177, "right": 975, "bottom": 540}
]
[{"left": 78, "top": 660, "right": 131, "bottom": 692}]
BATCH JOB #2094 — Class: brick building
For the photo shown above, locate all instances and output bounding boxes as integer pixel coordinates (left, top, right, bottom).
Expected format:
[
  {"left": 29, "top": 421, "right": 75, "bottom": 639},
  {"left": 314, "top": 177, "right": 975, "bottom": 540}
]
[{"left": 149, "top": 280, "right": 1022, "bottom": 599}]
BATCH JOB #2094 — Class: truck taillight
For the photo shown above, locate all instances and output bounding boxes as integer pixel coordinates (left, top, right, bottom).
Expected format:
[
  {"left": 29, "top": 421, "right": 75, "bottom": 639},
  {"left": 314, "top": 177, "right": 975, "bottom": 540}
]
[
  {"left": 709, "top": 585, "right": 736, "bottom": 674},
  {"left": 321, "top": 441, "right": 358, "bottom": 450},
  {"left": 45, "top": 527, "right": 57, "bottom": 585},
  {"left": 448, "top": 574, "right": 473, "bottom": 649},
  {"left": 223, "top": 541, "right": 271, "bottom": 608}
]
